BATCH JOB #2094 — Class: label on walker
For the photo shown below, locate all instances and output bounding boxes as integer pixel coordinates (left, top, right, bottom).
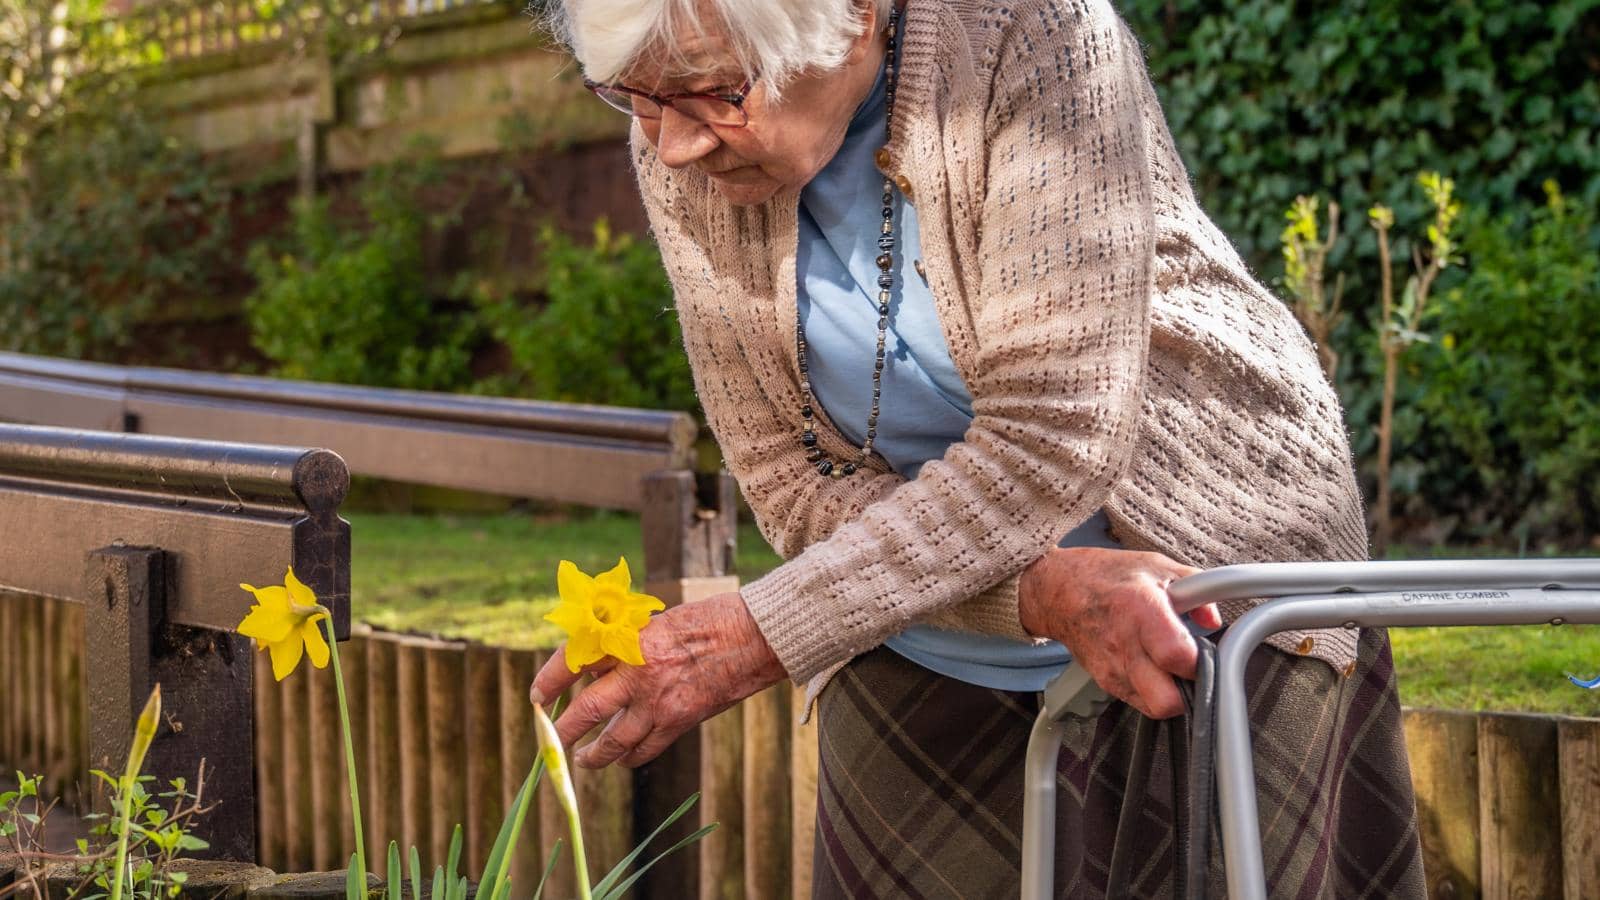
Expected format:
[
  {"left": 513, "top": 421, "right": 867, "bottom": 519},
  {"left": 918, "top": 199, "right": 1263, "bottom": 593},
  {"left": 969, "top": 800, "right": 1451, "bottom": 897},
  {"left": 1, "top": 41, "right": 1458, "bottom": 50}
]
[{"left": 1399, "top": 590, "right": 1512, "bottom": 602}]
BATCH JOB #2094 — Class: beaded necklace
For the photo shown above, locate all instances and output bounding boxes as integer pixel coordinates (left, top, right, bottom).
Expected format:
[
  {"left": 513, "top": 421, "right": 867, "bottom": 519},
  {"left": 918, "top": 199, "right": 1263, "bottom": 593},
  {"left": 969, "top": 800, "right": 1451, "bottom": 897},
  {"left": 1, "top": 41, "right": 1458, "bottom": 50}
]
[{"left": 795, "top": 6, "right": 901, "bottom": 479}]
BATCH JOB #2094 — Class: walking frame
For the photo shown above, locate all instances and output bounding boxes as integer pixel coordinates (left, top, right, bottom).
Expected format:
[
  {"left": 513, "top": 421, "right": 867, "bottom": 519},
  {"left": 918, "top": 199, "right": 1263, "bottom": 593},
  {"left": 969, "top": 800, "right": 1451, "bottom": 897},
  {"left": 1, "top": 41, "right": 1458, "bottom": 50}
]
[{"left": 1020, "top": 558, "right": 1600, "bottom": 899}]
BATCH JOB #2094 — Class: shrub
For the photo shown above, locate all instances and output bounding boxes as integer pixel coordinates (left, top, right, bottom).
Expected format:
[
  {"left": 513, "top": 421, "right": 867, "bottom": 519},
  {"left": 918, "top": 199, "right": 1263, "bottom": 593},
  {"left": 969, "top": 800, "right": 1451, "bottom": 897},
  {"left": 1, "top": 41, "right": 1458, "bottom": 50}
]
[
  {"left": 1412, "top": 182, "right": 1600, "bottom": 543},
  {"left": 0, "top": 108, "right": 232, "bottom": 358},
  {"left": 475, "top": 221, "right": 697, "bottom": 414},
  {"left": 245, "top": 159, "right": 478, "bottom": 390}
]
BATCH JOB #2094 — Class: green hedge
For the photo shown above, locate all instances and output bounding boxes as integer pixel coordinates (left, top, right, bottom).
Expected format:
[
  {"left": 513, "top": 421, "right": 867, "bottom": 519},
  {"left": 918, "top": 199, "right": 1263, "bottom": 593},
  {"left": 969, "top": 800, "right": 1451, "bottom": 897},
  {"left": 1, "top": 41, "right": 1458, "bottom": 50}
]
[{"left": 1117, "top": 0, "right": 1600, "bottom": 276}]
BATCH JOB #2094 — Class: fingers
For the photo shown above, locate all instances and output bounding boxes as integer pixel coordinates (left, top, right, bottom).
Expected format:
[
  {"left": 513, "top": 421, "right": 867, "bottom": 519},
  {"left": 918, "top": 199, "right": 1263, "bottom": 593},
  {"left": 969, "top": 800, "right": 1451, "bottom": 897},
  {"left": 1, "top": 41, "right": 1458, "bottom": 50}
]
[
  {"left": 618, "top": 717, "right": 697, "bottom": 769},
  {"left": 530, "top": 648, "right": 615, "bottom": 706},
  {"left": 1190, "top": 602, "right": 1223, "bottom": 632},
  {"left": 553, "top": 670, "right": 633, "bottom": 747},
  {"left": 574, "top": 705, "right": 653, "bottom": 769},
  {"left": 1141, "top": 608, "right": 1199, "bottom": 680},
  {"left": 1126, "top": 655, "right": 1186, "bottom": 719}
]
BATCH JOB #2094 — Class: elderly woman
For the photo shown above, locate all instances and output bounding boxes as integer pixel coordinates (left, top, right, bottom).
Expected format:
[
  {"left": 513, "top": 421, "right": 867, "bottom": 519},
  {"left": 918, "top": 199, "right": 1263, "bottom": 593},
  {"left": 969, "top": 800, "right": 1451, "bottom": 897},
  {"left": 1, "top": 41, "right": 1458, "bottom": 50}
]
[{"left": 531, "top": 0, "right": 1425, "bottom": 895}]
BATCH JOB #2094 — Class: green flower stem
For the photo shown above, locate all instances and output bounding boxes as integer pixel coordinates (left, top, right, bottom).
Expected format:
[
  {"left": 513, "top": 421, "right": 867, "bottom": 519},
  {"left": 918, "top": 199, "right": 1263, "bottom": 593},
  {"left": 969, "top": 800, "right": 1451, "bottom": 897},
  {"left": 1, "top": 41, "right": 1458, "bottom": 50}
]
[
  {"left": 566, "top": 800, "right": 592, "bottom": 900},
  {"left": 320, "top": 611, "right": 368, "bottom": 890}
]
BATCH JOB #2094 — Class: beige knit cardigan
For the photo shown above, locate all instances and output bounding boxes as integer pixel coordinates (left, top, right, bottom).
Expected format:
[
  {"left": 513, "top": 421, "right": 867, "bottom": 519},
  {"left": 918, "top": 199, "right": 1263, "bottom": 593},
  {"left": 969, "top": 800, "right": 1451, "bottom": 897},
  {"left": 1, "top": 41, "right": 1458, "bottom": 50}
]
[{"left": 629, "top": 0, "right": 1370, "bottom": 701}]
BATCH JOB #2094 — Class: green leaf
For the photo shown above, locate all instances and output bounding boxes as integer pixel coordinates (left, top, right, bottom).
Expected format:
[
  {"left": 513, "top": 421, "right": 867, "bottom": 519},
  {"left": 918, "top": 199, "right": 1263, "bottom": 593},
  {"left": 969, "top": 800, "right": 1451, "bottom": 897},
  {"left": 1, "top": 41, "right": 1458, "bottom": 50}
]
[
  {"left": 596, "top": 824, "right": 719, "bottom": 900},
  {"left": 429, "top": 865, "right": 444, "bottom": 900},
  {"left": 593, "top": 793, "right": 701, "bottom": 898},
  {"left": 347, "top": 852, "right": 365, "bottom": 900},
  {"left": 177, "top": 835, "right": 209, "bottom": 852},
  {"left": 531, "top": 839, "right": 562, "bottom": 900},
  {"left": 445, "top": 824, "right": 462, "bottom": 883},
  {"left": 386, "top": 842, "right": 402, "bottom": 900},
  {"left": 479, "top": 697, "right": 563, "bottom": 899},
  {"left": 408, "top": 846, "right": 422, "bottom": 900}
]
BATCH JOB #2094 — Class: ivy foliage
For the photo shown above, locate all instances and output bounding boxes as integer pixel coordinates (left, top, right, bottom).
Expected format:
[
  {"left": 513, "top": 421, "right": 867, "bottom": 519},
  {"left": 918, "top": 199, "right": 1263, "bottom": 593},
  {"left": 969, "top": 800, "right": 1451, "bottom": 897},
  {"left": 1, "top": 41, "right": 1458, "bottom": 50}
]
[{"left": 1117, "top": 0, "right": 1600, "bottom": 278}]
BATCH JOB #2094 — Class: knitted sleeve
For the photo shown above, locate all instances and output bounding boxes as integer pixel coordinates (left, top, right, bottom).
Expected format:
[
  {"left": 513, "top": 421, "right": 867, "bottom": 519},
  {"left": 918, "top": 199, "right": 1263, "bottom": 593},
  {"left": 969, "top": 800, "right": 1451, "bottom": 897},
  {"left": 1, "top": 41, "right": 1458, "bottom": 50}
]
[{"left": 737, "top": 0, "right": 1158, "bottom": 682}]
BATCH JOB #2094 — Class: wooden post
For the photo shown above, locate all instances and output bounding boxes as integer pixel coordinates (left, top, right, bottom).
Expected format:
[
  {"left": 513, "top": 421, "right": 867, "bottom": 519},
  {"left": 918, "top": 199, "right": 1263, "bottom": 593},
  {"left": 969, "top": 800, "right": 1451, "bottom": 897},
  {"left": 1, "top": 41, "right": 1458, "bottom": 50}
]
[
  {"left": 1559, "top": 718, "right": 1600, "bottom": 900},
  {"left": 1478, "top": 712, "right": 1562, "bottom": 898},
  {"left": 1401, "top": 709, "right": 1481, "bottom": 899},
  {"left": 638, "top": 470, "right": 740, "bottom": 898},
  {"left": 84, "top": 546, "right": 258, "bottom": 861}
]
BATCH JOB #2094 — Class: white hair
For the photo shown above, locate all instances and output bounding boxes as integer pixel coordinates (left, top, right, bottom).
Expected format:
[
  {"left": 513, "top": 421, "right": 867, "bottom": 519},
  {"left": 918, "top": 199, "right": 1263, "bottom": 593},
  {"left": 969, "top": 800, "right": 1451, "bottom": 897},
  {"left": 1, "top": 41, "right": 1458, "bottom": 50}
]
[{"left": 544, "top": 0, "right": 892, "bottom": 99}]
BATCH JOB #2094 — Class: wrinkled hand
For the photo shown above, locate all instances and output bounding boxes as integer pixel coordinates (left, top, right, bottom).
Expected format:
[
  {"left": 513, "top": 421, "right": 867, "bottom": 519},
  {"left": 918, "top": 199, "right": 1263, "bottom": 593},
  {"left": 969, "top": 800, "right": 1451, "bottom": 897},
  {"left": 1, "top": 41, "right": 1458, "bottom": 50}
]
[
  {"left": 529, "top": 591, "right": 787, "bottom": 769},
  {"left": 1019, "top": 547, "right": 1220, "bottom": 719}
]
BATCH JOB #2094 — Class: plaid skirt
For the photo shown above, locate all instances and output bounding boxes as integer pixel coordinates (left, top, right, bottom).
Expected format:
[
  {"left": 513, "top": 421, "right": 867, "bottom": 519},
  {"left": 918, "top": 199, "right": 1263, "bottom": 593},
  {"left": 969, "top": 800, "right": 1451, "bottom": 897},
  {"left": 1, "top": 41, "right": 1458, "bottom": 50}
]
[{"left": 810, "top": 627, "right": 1425, "bottom": 899}]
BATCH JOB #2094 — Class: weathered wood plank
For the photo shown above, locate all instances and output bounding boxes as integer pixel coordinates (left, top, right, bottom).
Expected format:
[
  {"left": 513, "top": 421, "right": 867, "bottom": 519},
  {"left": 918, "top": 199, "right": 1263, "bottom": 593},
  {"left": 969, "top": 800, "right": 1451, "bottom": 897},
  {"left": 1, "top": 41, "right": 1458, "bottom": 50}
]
[
  {"left": 395, "top": 639, "right": 432, "bottom": 863},
  {"left": 699, "top": 705, "right": 745, "bottom": 900},
  {"left": 365, "top": 635, "right": 400, "bottom": 866},
  {"left": 1402, "top": 708, "right": 1481, "bottom": 899},
  {"left": 743, "top": 686, "right": 790, "bottom": 900},
  {"left": 464, "top": 643, "right": 504, "bottom": 875},
  {"left": 425, "top": 643, "right": 467, "bottom": 866},
  {"left": 308, "top": 651, "right": 343, "bottom": 870},
  {"left": 1559, "top": 717, "right": 1600, "bottom": 900},
  {"left": 790, "top": 685, "right": 819, "bottom": 900},
  {"left": 1479, "top": 712, "right": 1562, "bottom": 898},
  {"left": 498, "top": 647, "right": 545, "bottom": 896},
  {"left": 253, "top": 650, "right": 284, "bottom": 871}
]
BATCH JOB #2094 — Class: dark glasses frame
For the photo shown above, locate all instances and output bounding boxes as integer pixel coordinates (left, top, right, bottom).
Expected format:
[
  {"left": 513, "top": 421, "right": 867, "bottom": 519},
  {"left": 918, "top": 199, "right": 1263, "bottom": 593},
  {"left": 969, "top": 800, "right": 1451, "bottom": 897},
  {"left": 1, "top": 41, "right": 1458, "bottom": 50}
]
[{"left": 582, "top": 77, "right": 756, "bottom": 127}]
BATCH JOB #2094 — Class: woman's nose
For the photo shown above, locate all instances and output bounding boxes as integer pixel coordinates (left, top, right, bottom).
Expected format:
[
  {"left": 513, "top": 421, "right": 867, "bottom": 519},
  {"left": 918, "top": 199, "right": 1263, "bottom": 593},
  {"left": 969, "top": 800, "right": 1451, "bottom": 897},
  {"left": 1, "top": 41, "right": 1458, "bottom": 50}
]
[{"left": 652, "top": 107, "right": 719, "bottom": 169}]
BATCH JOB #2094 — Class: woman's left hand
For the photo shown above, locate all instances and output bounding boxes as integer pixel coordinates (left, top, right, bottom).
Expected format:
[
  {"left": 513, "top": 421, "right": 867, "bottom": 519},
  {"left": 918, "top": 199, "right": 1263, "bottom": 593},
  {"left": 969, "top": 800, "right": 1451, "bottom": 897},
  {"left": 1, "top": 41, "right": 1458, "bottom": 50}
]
[{"left": 529, "top": 591, "right": 787, "bottom": 769}]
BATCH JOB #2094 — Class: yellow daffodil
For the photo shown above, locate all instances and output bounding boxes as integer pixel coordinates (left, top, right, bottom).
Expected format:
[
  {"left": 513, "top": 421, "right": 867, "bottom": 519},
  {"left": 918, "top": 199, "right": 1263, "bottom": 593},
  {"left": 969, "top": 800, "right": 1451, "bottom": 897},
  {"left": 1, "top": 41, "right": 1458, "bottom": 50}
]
[
  {"left": 544, "top": 557, "right": 664, "bottom": 673},
  {"left": 238, "top": 566, "right": 330, "bottom": 681}
]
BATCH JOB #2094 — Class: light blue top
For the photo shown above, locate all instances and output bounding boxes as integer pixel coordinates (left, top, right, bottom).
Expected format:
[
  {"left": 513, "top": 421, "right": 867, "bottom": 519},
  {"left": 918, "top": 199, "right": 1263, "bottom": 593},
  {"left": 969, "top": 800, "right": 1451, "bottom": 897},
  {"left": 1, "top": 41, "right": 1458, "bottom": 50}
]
[{"left": 796, "top": 53, "right": 1120, "bottom": 692}]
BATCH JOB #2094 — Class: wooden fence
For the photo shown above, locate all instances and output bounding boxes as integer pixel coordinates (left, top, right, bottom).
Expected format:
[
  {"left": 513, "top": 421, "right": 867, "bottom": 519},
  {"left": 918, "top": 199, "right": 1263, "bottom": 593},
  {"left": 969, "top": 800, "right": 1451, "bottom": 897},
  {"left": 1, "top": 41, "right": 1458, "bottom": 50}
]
[{"left": 6, "top": 588, "right": 1600, "bottom": 898}]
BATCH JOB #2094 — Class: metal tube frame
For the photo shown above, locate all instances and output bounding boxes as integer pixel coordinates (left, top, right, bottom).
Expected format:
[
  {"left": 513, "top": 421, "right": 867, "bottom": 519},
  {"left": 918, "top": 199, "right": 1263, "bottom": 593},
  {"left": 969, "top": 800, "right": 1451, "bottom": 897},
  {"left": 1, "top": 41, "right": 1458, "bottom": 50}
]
[{"left": 1020, "top": 558, "right": 1600, "bottom": 900}]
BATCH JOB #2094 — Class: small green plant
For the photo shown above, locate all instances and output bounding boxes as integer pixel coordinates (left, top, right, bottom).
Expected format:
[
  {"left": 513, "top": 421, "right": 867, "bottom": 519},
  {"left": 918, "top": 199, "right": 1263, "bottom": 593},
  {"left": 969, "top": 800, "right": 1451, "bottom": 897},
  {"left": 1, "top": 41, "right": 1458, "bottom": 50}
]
[
  {"left": 1280, "top": 194, "right": 1345, "bottom": 381},
  {"left": 2, "top": 771, "right": 54, "bottom": 899},
  {"left": 1370, "top": 172, "right": 1463, "bottom": 553}
]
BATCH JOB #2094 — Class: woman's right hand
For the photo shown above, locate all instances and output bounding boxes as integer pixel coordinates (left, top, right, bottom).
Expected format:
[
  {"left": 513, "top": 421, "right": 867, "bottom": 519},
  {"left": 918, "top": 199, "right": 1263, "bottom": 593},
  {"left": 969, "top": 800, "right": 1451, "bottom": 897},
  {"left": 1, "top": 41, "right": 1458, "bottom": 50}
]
[{"left": 1018, "top": 547, "right": 1221, "bottom": 720}]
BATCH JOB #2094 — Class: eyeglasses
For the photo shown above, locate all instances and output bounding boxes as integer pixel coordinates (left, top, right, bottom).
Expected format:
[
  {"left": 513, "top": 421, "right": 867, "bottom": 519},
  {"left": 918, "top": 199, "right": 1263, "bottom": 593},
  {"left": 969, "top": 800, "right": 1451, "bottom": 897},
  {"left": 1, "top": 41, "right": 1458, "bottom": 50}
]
[{"left": 583, "top": 78, "right": 755, "bottom": 128}]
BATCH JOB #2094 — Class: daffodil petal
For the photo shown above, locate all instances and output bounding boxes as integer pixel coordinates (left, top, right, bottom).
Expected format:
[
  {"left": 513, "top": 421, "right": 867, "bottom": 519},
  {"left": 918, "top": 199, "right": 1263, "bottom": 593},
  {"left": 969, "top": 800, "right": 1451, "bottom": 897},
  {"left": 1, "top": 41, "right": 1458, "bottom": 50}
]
[
  {"left": 241, "top": 584, "right": 292, "bottom": 612},
  {"left": 267, "top": 636, "right": 305, "bottom": 681},
  {"left": 301, "top": 615, "right": 330, "bottom": 669},
  {"left": 563, "top": 630, "right": 606, "bottom": 673},
  {"left": 284, "top": 566, "right": 318, "bottom": 609},
  {"left": 599, "top": 627, "right": 646, "bottom": 667},
  {"left": 556, "top": 560, "right": 595, "bottom": 605},
  {"left": 595, "top": 557, "right": 632, "bottom": 593},
  {"left": 238, "top": 602, "right": 297, "bottom": 644}
]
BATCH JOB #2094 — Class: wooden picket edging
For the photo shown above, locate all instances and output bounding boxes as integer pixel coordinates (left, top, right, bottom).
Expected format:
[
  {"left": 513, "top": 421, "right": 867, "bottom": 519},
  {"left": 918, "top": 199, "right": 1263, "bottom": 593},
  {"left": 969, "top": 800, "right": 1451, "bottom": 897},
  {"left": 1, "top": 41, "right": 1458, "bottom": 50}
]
[{"left": 8, "top": 590, "right": 1599, "bottom": 898}]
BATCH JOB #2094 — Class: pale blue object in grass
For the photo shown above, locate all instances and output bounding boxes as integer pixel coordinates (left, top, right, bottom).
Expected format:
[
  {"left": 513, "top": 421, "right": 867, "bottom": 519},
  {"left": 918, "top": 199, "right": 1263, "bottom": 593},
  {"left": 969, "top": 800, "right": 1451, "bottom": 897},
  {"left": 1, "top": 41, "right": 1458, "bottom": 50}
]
[
  {"left": 1569, "top": 672, "right": 1600, "bottom": 689},
  {"left": 795, "top": 54, "right": 1125, "bottom": 692}
]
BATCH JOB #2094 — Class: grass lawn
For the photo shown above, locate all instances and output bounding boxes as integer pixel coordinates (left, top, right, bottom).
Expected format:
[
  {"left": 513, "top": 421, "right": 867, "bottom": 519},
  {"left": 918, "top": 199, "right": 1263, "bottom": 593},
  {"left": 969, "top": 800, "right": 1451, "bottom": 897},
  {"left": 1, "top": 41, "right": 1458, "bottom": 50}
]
[{"left": 351, "top": 511, "right": 1600, "bottom": 716}]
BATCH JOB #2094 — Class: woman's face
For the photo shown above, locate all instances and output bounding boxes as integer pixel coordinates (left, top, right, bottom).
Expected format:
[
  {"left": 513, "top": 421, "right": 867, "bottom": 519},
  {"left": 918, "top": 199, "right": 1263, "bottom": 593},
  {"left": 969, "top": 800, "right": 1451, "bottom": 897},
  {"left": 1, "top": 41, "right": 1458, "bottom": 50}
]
[{"left": 620, "top": 10, "right": 884, "bottom": 206}]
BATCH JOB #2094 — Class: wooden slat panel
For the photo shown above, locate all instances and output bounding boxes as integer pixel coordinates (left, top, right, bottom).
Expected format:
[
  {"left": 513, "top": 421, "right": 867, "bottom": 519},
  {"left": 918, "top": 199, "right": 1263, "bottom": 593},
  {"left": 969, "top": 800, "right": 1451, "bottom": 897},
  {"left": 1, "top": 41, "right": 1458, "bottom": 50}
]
[
  {"left": 308, "top": 648, "right": 343, "bottom": 870},
  {"left": 61, "top": 602, "right": 85, "bottom": 807},
  {"left": 366, "top": 636, "right": 401, "bottom": 864},
  {"left": 18, "top": 594, "right": 39, "bottom": 776},
  {"left": 283, "top": 663, "right": 316, "bottom": 873},
  {"left": 40, "top": 598, "right": 61, "bottom": 798},
  {"left": 575, "top": 734, "right": 634, "bottom": 894},
  {"left": 1479, "top": 713, "right": 1562, "bottom": 898},
  {"left": 699, "top": 705, "right": 744, "bottom": 900},
  {"left": 1402, "top": 708, "right": 1480, "bottom": 899},
  {"left": 395, "top": 640, "right": 432, "bottom": 863},
  {"left": 743, "top": 686, "right": 790, "bottom": 900},
  {"left": 425, "top": 643, "right": 467, "bottom": 866},
  {"left": 498, "top": 648, "right": 547, "bottom": 896},
  {"left": 465, "top": 644, "right": 503, "bottom": 875},
  {"left": 1559, "top": 718, "right": 1600, "bottom": 900},
  {"left": 341, "top": 633, "right": 368, "bottom": 872},
  {"left": 254, "top": 650, "right": 285, "bottom": 870},
  {"left": 790, "top": 685, "right": 819, "bottom": 900},
  {"left": 1, "top": 597, "right": 16, "bottom": 765}
]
